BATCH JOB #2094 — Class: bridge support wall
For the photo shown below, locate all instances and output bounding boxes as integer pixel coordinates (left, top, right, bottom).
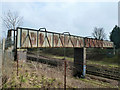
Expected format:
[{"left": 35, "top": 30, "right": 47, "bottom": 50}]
[
  {"left": 73, "top": 48, "right": 86, "bottom": 78},
  {"left": 17, "top": 49, "right": 27, "bottom": 62}
]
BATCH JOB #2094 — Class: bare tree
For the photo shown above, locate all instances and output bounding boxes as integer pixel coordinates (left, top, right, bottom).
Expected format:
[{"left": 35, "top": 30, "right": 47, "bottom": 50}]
[
  {"left": 1, "top": 10, "right": 23, "bottom": 61},
  {"left": 92, "top": 27, "right": 106, "bottom": 40},
  {"left": 1, "top": 10, "right": 23, "bottom": 46},
  {"left": 2, "top": 10, "right": 23, "bottom": 30}
]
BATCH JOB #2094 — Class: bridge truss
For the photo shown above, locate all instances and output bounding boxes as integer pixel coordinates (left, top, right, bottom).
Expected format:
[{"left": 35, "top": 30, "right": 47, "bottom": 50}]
[
  {"left": 7, "top": 27, "right": 114, "bottom": 78},
  {"left": 8, "top": 27, "right": 113, "bottom": 49}
]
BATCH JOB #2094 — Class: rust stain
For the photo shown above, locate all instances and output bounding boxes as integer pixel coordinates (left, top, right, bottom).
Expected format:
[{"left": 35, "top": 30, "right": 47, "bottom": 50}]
[
  {"left": 92, "top": 39, "right": 95, "bottom": 47},
  {"left": 22, "top": 32, "right": 26, "bottom": 44},
  {"left": 58, "top": 36, "right": 62, "bottom": 47},
  {"left": 71, "top": 37, "right": 77, "bottom": 47},
  {"left": 18, "top": 28, "right": 113, "bottom": 48},
  {"left": 101, "top": 41, "right": 103, "bottom": 47},
  {"left": 98, "top": 40, "right": 101, "bottom": 47},
  {"left": 39, "top": 33, "right": 44, "bottom": 47},
  {"left": 48, "top": 35, "right": 51, "bottom": 43},
  {"left": 65, "top": 36, "right": 69, "bottom": 46},
  {"left": 96, "top": 40, "right": 99, "bottom": 47},
  {"left": 87, "top": 38, "right": 89, "bottom": 47},
  {"left": 60, "top": 35, "right": 64, "bottom": 46},
  {"left": 48, "top": 34, "right": 51, "bottom": 47},
  {"left": 95, "top": 40, "right": 98, "bottom": 47},
  {"left": 85, "top": 38, "right": 88, "bottom": 47},
  {"left": 22, "top": 32, "right": 28, "bottom": 47},
  {"left": 54, "top": 35, "right": 59, "bottom": 46},
  {"left": 74, "top": 38, "right": 77, "bottom": 47},
  {"left": 30, "top": 32, "right": 36, "bottom": 45},
  {"left": 97, "top": 40, "right": 100, "bottom": 47},
  {"left": 93, "top": 40, "right": 95, "bottom": 47},
  {"left": 79, "top": 39, "right": 83, "bottom": 47},
  {"left": 89, "top": 39, "right": 92, "bottom": 47}
]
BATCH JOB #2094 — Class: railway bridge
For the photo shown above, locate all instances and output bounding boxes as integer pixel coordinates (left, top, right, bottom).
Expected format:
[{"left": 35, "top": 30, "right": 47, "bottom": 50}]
[{"left": 7, "top": 27, "right": 114, "bottom": 77}]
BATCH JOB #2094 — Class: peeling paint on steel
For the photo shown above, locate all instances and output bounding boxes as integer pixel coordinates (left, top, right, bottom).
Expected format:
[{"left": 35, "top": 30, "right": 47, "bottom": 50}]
[{"left": 13, "top": 27, "right": 114, "bottom": 48}]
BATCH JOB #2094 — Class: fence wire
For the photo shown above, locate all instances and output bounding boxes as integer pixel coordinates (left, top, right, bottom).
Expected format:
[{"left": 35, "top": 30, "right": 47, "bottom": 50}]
[
  {"left": 1, "top": 37, "right": 120, "bottom": 88},
  {"left": 25, "top": 48, "right": 120, "bottom": 88},
  {"left": 0, "top": 43, "right": 2, "bottom": 88},
  {"left": 1, "top": 37, "right": 15, "bottom": 88},
  {"left": 2, "top": 51, "right": 15, "bottom": 86}
]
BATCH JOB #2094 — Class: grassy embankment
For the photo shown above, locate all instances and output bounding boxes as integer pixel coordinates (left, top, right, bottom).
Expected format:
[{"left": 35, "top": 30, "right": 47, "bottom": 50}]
[
  {"left": 40, "top": 52, "right": 119, "bottom": 68},
  {"left": 2, "top": 60, "right": 119, "bottom": 88},
  {"left": 2, "top": 50, "right": 119, "bottom": 88}
]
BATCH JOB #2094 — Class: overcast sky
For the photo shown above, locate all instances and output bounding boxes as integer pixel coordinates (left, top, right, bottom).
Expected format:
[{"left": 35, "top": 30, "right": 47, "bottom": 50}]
[{"left": 0, "top": 1, "right": 118, "bottom": 40}]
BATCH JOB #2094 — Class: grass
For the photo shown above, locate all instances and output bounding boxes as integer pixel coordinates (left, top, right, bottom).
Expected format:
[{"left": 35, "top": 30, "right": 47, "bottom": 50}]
[
  {"left": 41, "top": 52, "right": 119, "bottom": 68},
  {"left": 40, "top": 52, "right": 74, "bottom": 62},
  {"left": 87, "top": 60, "right": 119, "bottom": 68},
  {"left": 3, "top": 60, "right": 118, "bottom": 88},
  {"left": 2, "top": 52, "right": 119, "bottom": 88},
  {"left": 79, "top": 78, "right": 117, "bottom": 88},
  {"left": 3, "top": 61, "right": 61, "bottom": 88}
]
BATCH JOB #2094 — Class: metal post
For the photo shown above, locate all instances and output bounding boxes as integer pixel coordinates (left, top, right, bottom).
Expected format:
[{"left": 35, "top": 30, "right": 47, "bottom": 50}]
[
  {"left": 17, "top": 53, "right": 18, "bottom": 76},
  {"left": 64, "top": 60, "right": 66, "bottom": 90},
  {"left": 37, "top": 48, "right": 39, "bottom": 70},
  {"left": 15, "top": 29, "right": 18, "bottom": 76},
  {"left": 14, "top": 30, "right": 16, "bottom": 61},
  {"left": 64, "top": 46, "right": 66, "bottom": 89},
  {"left": 62, "top": 32, "right": 70, "bottom": 89},
  {"left": 64, "top": 35, "right": 66, "bottom": 89},
  {"left": 62, "top": 32, "right": 67, "bottom": 89}
]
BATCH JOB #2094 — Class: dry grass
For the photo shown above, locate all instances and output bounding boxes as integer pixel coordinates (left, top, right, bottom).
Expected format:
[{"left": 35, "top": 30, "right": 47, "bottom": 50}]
[{"left": 2, "top": 59, "right": 119, "bottom": 88}]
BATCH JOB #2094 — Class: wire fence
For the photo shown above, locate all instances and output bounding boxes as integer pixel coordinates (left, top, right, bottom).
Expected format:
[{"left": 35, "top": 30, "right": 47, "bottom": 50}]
[
  {"left": 25, "top": 48, "right": 120, "bottom": 88},
  {"left": 0, "top": 42, "right": 2, "bottom": 88},
  {"left": 2, "top": 50, "right": 15, "bottom": 85},
  {"left": 1, "top": 36, "right": 120, "bottom": 88},
  {"left": 1, "top": 37, "right": 16, "bottom": 88},
  {"left": 26, "top": 50, "right": 72, "bottom": 88}
]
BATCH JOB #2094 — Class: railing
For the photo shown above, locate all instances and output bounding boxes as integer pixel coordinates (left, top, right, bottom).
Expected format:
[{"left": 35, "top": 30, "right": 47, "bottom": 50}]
[{"left": 7, "top": 27, "right": 114, "bottom": 49}]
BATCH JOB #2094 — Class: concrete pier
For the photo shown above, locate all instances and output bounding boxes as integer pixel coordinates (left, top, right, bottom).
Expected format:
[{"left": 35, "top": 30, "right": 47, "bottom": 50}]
[{"left": 73, "top": 48, "right": 86, "bottom": 78}]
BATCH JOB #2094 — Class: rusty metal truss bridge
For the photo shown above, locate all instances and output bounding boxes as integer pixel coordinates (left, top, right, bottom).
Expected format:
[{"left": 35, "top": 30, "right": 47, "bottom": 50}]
[{"left": 8, "top": 27, "right": 113, "bottom": 49}]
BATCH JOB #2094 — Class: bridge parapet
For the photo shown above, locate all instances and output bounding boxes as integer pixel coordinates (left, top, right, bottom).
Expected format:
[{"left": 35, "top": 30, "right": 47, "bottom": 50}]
[
  {"left": 7, "top": 27, "right": 113, "bottom": 49},
  {"left": 84, "top": 38, "right": 113, "bottom": 48},
  {"left": 103, "top": 40, "right": 114, "bottom": 48}
]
